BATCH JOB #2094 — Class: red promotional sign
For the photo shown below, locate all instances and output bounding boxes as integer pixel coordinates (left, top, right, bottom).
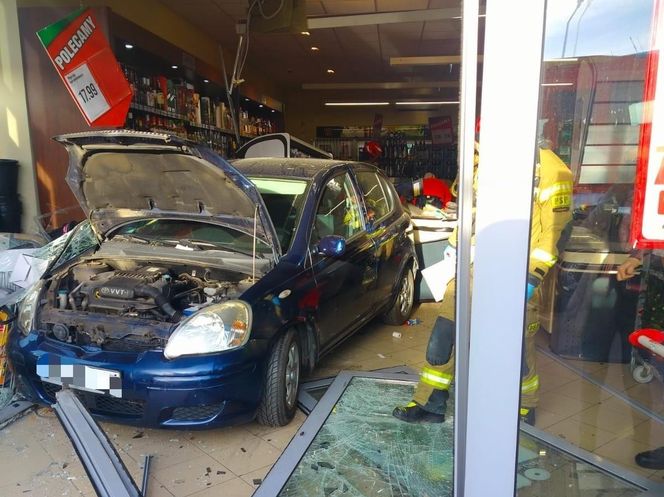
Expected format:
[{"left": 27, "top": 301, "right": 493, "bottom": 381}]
[
  {"left": 37, "top": 7, "right": 131, "bottom": 127},
  {"left": 630, "top": 0, "right": 664, "bottom": 248}
]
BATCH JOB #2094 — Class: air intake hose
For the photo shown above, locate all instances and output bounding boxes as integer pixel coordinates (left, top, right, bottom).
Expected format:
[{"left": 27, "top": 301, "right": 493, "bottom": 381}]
[{"left": 134, "top": 284, "right": 181, "bottom": 322}]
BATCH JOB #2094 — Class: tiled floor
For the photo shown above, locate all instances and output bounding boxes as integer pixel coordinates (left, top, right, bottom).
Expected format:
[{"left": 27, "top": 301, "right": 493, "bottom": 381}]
[{"left": 0, "top": 302, "right": 663, "bottom": 496}]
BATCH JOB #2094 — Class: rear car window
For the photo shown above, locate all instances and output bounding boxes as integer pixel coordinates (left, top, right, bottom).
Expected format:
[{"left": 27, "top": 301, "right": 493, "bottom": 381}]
[{"left": 355, "top": 171, "right": 393, "bottom": 221}]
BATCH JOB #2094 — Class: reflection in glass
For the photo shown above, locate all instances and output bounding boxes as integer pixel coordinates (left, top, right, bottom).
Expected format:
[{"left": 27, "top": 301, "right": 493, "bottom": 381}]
[{"left": 533, "top": 0, "right": 662, "bottom": 482}]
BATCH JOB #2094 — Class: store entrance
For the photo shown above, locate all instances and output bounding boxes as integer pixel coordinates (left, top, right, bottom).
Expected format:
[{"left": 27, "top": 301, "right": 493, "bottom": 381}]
[{"left": 3, "top": 1, "right": 664, "bottom": 497}]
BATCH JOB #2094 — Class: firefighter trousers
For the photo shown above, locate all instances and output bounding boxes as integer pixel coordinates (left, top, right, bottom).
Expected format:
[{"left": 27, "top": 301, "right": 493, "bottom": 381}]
[{"left": 412, "top": 277, "right": 540, "bottom": 414}]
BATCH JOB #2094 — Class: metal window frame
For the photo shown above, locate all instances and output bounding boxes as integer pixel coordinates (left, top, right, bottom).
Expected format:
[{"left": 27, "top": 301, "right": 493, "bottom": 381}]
[
  {"left": 258, "top": 370, "right": 663, "bottom": 496},
  {"left": 459, "top": 1, "right": 549, "bottom": 496},
  {"left": 254, "top": 370, "right": 420, "bottom": 497},
  {"left": 297, "top": 366, "right": 417, "bottom": 414},
  {"left": 53, "top": 389, "right": 142, "bottom": 497}
]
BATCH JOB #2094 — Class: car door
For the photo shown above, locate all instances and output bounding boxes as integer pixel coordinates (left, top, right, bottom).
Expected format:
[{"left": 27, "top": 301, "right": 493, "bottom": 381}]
[
  {"left": 353, "top": 168, "right": 410, "bottom": 308},
  {"left": 309, "top": 171, "right": 378, "bottom": 350}
]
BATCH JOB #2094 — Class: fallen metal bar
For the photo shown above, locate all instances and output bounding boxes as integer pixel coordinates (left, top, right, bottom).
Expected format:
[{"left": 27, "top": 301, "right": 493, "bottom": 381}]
[
  {"left": 141, "top": 454, "right": 152, "bottom": 497},
  {"left": 54, "top": 389, "right": 141, "bottom": 497}
]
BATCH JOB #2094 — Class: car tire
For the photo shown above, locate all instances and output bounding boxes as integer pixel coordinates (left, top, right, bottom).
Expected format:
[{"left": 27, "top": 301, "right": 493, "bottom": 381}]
[
  {"left": 382, "top": 267, "right": 415, "bottom": 325},
  {"left": 256, "top": 329, "right": 300, "bottom": 427}
]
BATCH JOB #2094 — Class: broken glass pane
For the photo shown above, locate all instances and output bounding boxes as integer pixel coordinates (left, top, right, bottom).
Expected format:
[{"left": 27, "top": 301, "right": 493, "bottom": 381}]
[
  {"left": 280, "top": 376, "right": 642, "bottom": 497},
  {"left": 281, "top": 377, "right": 454, "bottom": 497}
]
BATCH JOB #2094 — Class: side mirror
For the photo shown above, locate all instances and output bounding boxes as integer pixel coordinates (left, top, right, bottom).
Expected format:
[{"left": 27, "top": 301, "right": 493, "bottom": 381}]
[{"left": 317, "top": 235, "right": 346, "bottom": 257}]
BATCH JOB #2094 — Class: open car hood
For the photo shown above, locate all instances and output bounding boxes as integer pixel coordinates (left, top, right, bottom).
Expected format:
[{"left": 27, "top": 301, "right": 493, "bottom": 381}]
[{"left": 55, "top": 130, "right": 281, "bottom": 260}]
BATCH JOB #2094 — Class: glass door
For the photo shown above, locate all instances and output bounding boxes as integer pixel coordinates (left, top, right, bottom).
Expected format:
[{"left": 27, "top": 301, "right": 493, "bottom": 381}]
[{"left": 464, "top": 0, "right": 664, "bottom": 496}]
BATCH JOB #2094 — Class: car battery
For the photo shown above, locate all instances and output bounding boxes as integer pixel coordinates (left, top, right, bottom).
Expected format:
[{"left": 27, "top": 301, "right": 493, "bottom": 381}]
[
  {"left": 408, "top": 215, "right": 456, "bottom": 301},
  {"left": 543, "top": 249, "right": 639, "bottom": 363}
]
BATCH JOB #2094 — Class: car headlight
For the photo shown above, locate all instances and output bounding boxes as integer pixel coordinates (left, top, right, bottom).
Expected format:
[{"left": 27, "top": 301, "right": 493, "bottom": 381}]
[
  {"left": 164, "top": 301, "right": 252, "bottom": 359},
  {"left": 17, "top": 281, "right": 44, "bottom": 336}
]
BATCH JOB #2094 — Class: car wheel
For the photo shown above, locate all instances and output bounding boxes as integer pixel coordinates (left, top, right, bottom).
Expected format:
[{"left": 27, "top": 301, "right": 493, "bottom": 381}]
[
  {"left": 257, "top": 329, "right": 300, "bottom": 427},
  {"left": 382, "top": 268, "right": 415, "bottom": 325}
]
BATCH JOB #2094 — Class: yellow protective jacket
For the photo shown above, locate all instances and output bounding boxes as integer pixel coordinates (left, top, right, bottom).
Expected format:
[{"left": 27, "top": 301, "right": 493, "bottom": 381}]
[
  {"left": 449, "top": 148, "right": 573, "bottom": 287},
  {"left": 527, "top": 148, "right": 573, "bottom": 286}
]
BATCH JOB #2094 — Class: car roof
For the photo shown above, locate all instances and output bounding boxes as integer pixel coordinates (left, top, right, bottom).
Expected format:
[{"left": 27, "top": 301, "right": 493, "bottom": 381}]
[{"left": 231, "top": 157, "right": 360, "bottom": 179}]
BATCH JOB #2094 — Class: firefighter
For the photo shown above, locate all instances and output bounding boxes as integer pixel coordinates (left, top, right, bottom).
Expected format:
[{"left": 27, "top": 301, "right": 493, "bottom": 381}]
[{"left": 393, "top": 143, "right": 573, "bottom": 425}]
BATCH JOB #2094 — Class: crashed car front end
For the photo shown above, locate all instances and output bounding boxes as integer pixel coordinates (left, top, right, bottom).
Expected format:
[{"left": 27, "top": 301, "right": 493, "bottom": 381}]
[
  {"left": 8, "top": 131, "right": 282, "bottom": 428},
  {"left": 9, "top": 238, "right": 276, "bottom": 427}
]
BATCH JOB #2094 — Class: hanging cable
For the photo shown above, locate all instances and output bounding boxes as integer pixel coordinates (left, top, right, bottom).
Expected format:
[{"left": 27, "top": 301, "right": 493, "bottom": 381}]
[{"left": 220, "top": 0, "right": 287, "bottom": 146}]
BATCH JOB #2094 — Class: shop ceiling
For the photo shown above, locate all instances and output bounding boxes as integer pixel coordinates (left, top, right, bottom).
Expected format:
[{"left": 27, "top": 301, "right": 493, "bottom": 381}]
[{"left": 158, "top": 0, "right": 485, "bottom": 102}]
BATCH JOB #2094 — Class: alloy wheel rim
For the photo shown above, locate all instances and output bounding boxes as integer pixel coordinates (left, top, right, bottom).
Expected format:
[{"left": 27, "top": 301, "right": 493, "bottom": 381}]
[
  {"left": 399, "top": 273, "right": 413, "bottom": 315},
  {"left": 285, "top": 342, "right": 300, "bottom": 408}
]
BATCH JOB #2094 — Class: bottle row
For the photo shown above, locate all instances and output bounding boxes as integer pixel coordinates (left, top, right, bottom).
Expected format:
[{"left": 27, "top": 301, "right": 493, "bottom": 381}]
[
  {"left": 125, "top": 110, "right": 239, "bottom": 158},
  {"left": 120, "top": 64, "right": 280, "bottom": 137}
]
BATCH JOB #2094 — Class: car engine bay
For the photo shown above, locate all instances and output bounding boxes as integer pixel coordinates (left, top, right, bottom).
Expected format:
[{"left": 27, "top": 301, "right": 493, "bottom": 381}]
[{"left": 36, "top": 259, "right": 254, "bottom": 351}]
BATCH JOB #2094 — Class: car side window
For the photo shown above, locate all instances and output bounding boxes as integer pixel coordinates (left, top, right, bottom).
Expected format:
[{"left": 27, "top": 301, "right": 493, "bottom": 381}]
[
  {"left": 313, "top": 173, "right": 363, "bottom": 241},
  {"left": 378, "top": 175, "right": 397, "bottom": 212},
  {"left": 355, "top": 172, "right": 392, "bottom": 223}
]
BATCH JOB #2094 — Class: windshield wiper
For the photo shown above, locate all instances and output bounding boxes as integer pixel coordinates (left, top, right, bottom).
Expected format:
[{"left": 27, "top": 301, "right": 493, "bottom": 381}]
[
  {"left": 110, "top": 233, "right": 154, "bottom": 245},
  {"left": 164, "top": 238, "right": 261, "bottom": 258}
]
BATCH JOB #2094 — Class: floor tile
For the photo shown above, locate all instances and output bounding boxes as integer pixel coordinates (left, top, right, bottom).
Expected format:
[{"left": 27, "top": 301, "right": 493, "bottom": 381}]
[
  {"left": 259, "top": 411, "right": 307, "bottom": 450},
  {"left": 194, "top": 427, "right": 281, "bottom": 476},
  {"left": 188, "top": 477, "right": 255, "bottom": 497},
  {"left": 551, "top": 378, "right": 615, "bottom": 403},
  {"left": 0, "top": 476, "right": 84, "bottom": 497},
  {"left": 538, "top": 391, "right": 598, "bottom": 418},
  {"left": 538, "top": 360, "right": 584, "bottom": 382},
  {"left": 629, "top": 418, "right": 664, "bottom": 446},
  {"left": 589, "top": 362, "right": 638, "bottom": 391},
  {"left": 570, "top": 403, "right": 641, "bottom": 437},
  {"left": 120, "top": 429, "right": 207, "bottom": 470},
  {"left": 648, "top": 470, "right": 664, "bottom": 484},
  {"left": 143, "top": 477, "right": 177, "bottom": 497},
  {"left": 621, "top": 383, "right": 664, "bottom": 412},
  {"left": 534, "top": 408, "right": 572, "bottom": 429},
  {"left": 592, "top": 396, "right": 650, "bottom": 423},
  {"left": 0, "top": 428, "right": 56, "bottom": 484},
  {"left": 593, "top": 435, "right": 659, "bottom": 479},
  {"left": 240, "top": 464, "right": 274, "bottom": 488},
  {"left": 537, "top": 369, "right": 577, "bottom": 393},
  {"left": 152, "top": 454, "right": 235, "bottom": 497},
  {"left": 546, "top": 416, "right": 618, "bottom": 451}
]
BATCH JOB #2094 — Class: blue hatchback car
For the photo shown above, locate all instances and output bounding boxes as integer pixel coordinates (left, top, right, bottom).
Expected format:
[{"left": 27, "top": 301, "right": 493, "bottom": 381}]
[{"left": 9, "top": 130, "right": 417, "bottom": 428}]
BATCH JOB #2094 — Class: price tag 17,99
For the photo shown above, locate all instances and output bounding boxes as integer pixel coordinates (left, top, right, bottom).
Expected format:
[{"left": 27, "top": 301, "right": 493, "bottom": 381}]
[{"left": 64, "top": 63, "right": 110, "bottom": 122}]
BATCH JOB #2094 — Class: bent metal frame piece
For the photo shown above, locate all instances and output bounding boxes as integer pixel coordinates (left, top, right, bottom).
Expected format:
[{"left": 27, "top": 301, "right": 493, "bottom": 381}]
[{"left": 53, "top": 388, "right": 143, "bottom": 497}]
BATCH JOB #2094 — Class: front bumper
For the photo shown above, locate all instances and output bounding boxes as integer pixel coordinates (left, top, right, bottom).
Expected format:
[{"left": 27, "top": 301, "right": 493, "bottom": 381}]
[{"left": 9, "top": 331, "right": 267, "bottom": 429}]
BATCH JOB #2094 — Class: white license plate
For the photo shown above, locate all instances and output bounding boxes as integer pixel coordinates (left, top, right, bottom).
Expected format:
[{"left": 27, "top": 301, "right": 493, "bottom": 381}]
[{"left": 37, "top": 362, "right": 122, "bottom": 398}]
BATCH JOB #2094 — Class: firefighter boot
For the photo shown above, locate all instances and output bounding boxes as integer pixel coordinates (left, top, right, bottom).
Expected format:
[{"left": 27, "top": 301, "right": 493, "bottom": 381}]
[
  {"left": 393, "top": 390, "right": 447, "bottom": 424},
  {"left": 635, "top": 447, "right": 664, "bottom": 470},
  {"left": 520, "top": 407, "right": 536, "bottom": 426}
]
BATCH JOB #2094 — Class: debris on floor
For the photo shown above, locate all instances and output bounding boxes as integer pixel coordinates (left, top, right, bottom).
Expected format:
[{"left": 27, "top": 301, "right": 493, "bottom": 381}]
[{"left": 0, "top": 398, "right": 35, "bottom": 429}]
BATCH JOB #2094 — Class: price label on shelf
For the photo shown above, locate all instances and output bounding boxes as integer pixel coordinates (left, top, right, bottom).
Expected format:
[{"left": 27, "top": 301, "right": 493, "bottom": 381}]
[{"left": 64, "top": 63, "right": 110, "bottom": 122}]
